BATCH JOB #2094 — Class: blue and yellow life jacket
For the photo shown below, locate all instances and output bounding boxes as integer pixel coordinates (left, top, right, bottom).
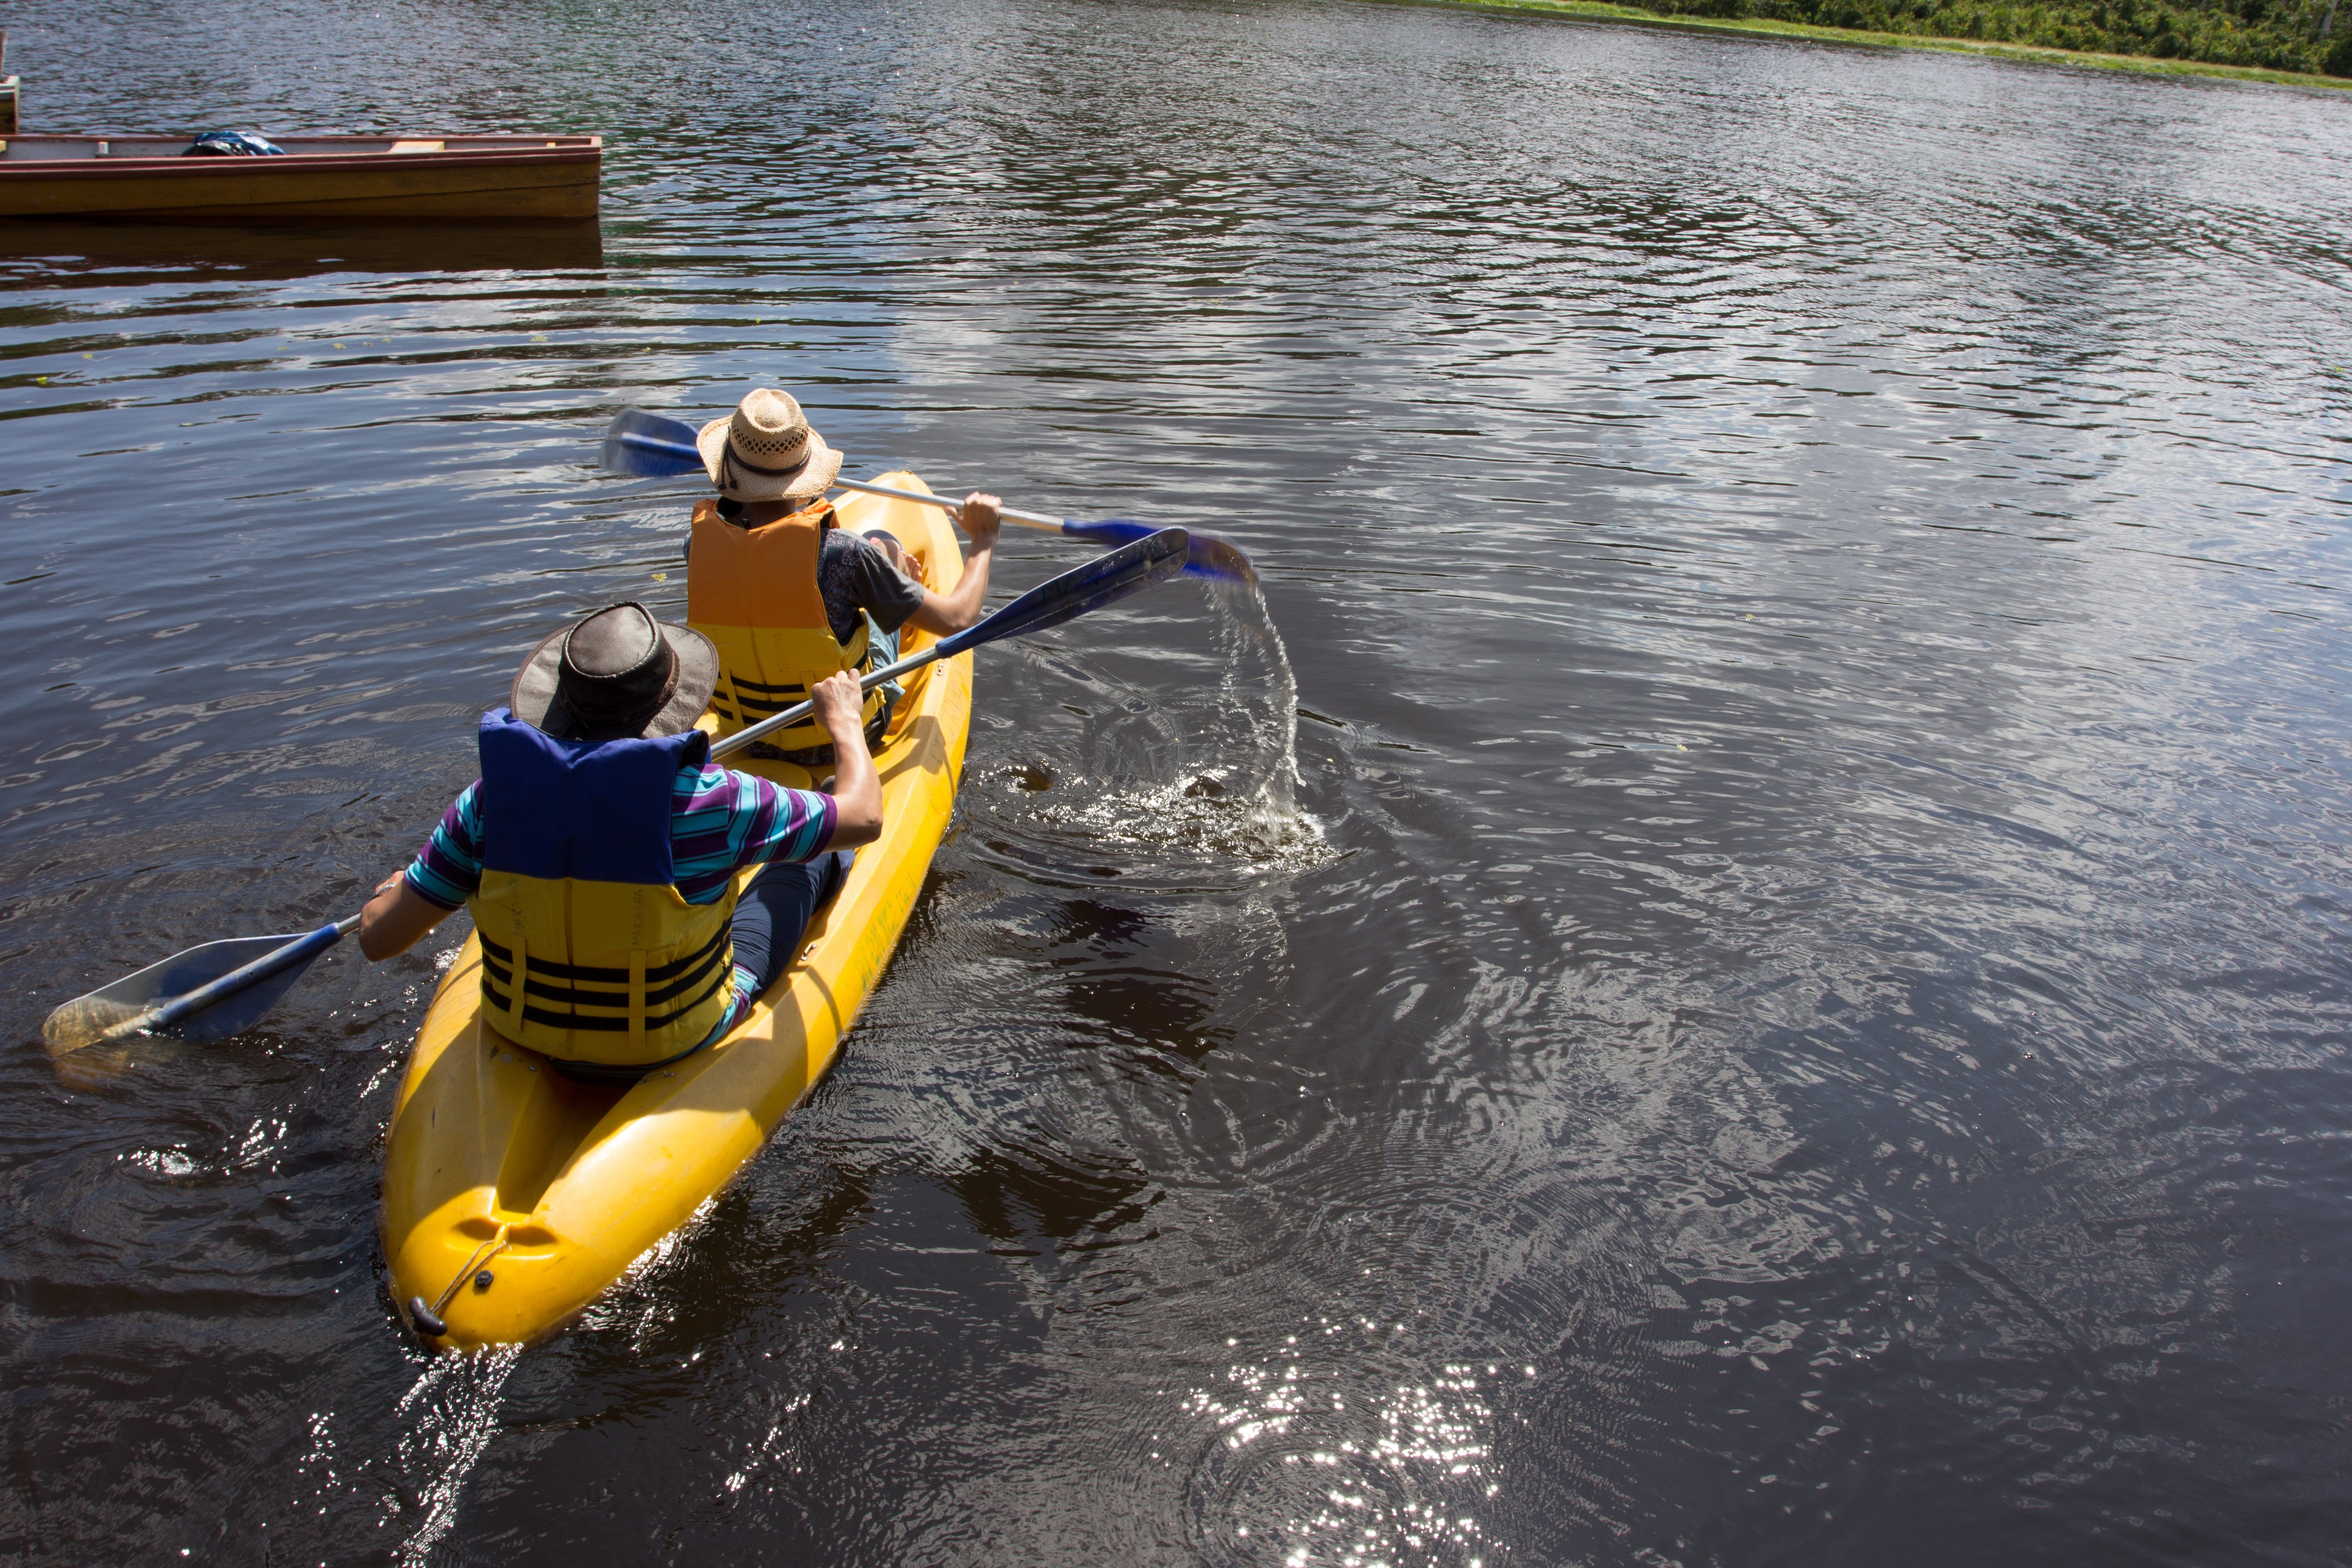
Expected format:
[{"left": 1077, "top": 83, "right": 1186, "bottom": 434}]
[{"left": 467, "top": 709, "right": 738, "bottom": 1067}]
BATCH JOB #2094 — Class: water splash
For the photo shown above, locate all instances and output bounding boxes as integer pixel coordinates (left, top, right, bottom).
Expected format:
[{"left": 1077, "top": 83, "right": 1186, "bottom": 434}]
[
  {"left": 987, "top": 575, "right": 1326, "bottom": 886},
  {"left": 1205, "top": 574, "right": 1308, "bottom": 837}
]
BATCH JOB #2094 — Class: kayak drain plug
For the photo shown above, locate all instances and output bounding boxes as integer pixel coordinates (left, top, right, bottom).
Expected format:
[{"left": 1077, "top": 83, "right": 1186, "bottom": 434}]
[
  {"left": 409, "top": 1296, "right": 447, "bottom": 1339},
  {"left": 474, "top": 1270, "right": 495, "bottom": 1292}
]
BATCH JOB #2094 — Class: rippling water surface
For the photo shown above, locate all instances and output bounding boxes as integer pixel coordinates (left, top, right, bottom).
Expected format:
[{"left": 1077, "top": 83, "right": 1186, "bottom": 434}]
[{"left": 2, "top": 1, "right": 2349, "bottom": 1562}]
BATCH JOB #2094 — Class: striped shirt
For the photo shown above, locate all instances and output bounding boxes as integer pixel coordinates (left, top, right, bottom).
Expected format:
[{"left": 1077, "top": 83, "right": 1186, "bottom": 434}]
[{"left": 403, "top": 761, "right": 836, "bottom": 1032}]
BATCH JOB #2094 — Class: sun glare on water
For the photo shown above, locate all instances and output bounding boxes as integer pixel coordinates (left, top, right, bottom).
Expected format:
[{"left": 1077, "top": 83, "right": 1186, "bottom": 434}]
[{"left": 1177, "top": 1319, "right": 1506, "bottom": 1568}]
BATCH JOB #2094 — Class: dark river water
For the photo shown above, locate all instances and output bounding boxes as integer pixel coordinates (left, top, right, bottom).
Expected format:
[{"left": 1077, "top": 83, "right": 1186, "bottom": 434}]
[{"left": 3, "top": 0, "right": 2351, "bottom": 1563}]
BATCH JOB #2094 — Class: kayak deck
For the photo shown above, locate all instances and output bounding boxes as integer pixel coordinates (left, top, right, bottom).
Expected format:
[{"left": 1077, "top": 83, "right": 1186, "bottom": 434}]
[{"left": 379, "top": 473, "right": 970, "bottom": 1350}]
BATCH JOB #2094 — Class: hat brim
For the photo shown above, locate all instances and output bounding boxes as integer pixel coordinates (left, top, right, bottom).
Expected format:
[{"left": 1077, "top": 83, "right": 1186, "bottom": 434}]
[
  {"left": 510, "top": 617, "right": 720, "bottom": 740},
  {"left": 696, "top": 414, "right": 844, "bottom": 502}
]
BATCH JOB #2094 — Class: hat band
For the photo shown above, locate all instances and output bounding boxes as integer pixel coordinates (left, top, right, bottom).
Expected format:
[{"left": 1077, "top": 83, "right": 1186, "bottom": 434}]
[{"left": 725, "top": 437, "right": 814, "bottom": 478}]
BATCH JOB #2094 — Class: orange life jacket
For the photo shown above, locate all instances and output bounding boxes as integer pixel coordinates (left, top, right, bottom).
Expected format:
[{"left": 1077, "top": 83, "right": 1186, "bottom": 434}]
[{"left": 686, "top": 498, "right": 883, "bottom": 751}]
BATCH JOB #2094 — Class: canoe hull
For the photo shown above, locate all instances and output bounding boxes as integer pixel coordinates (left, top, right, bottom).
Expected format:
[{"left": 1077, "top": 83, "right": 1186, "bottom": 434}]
[
  {"left": 0, "top": 135, "right": 599, "bottom": 220},
  {"left": 380, "top": 475, "right": 971, "bottom": 1350}
]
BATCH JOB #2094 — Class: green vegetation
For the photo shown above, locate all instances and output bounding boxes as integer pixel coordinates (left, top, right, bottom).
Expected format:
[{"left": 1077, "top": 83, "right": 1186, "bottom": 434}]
[{"left": 1431, "top": 0, "right": 2352, "bottom": 83}]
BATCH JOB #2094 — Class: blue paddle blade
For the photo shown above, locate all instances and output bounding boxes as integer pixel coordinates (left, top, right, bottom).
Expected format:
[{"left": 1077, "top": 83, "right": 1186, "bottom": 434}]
[
  {"left": 43, "top": 932, "right": 331, "bottom": 1051},
  {"left": 938, "top": 528, "right": 1190, "bottom": 660},
  {"left": 1061, "top": 517, "right": 1255, "bottom": 584},
  {"left": 600, "top": 408, "right": 706, "bottom": 478}
]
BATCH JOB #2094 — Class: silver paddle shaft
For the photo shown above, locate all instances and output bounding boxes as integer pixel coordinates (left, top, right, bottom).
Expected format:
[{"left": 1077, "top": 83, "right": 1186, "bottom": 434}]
[
  {"left": 831, "top": 476, "right": 1064, "bottom": 536},
  {"left": 705, "top": 643, "right": 946, "bottom": 763},
  {"left": 97, "top": 912, "right": 364, "bottom": 1045}
]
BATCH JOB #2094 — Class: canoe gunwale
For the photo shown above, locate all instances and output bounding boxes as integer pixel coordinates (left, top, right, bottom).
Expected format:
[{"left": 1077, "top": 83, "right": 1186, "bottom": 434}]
[{"left": 0, "top": 147, "right": 603, "bottom": 181}]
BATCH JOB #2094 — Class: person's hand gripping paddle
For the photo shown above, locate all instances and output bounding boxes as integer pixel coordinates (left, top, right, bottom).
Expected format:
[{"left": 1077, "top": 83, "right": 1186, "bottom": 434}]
[{"left": 40, "top": 528, "right": 1191, "bottom": 1058}]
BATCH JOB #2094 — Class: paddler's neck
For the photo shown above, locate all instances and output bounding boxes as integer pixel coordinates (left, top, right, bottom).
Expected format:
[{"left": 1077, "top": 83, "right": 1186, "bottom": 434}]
[{"left": 726, "top": 493, "right": 832, "bottom": 529}]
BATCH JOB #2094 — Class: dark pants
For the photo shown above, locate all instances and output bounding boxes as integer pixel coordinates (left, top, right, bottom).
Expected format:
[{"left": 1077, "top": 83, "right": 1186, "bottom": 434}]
[{"left": 729, "top": 850, "right": 854, "bottom": 997}]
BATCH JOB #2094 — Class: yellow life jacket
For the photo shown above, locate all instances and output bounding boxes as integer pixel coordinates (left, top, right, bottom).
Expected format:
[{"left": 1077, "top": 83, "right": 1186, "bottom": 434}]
[
  {"left": 466, "top": 710, "right": 739, "bottom": 1068},
  {"left": 686, "top": 498, "right": 884, "bottom": 752}
]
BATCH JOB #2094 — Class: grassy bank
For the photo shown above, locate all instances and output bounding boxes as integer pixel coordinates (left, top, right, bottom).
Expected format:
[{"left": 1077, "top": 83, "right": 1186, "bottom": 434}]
[{"left": 1414, "top": 0, "right": 2352, "bottom": 88}]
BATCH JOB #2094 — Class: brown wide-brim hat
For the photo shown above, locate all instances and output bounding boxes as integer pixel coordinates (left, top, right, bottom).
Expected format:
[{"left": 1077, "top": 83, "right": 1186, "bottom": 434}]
[
  {"left": 697, "top": 387, "right": 845, "bottom": 503},
  {"left": 509, "top": 602, "right": 720, "bottom": 741}
]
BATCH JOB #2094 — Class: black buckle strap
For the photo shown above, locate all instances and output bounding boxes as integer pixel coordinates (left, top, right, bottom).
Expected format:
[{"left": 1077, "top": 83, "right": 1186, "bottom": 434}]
[
  {"left": 481, "top": 970, "right": 729, "bottom": 1034},
  {"left": 721, "top": 672, "right": 813, "bottom": 697},
  {"left": 482, "top": 932, "right": 732, "bottom": 1013},
  {"left": 478, "top": 921, "right": 728, "bottom": 987},
  {"left": 481, "top": 946, "right": 731, "bottom": 1034}
]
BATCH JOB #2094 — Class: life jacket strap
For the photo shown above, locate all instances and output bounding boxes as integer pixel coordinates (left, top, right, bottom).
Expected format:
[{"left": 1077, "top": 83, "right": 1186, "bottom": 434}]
[
  {"left": 628, "top": 950, "right": 647, "bottom": 1054},
  {"left": 477, "top": 923, "right": 726, "bottom": 986},
  {"left": 480, "top": 924, "right": 732, "bottom": 1030},
  {"left": 509, "top": 941, "right": 530, "bottom": 1036}
]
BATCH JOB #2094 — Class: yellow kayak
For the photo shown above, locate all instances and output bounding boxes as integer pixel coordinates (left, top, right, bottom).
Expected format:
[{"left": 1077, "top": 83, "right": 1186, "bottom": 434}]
[{"left": 380, "top": 473, "right": 970, "bottom": 1351}]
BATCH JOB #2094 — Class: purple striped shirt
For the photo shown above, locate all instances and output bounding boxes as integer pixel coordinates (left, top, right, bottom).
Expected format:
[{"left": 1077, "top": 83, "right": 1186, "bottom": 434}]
[
  {"left": 402, "top": 761, "right": 836, "bottom": 911},
  {"left": 402, "top": 760, "right": 837, "bottom": 1039}
]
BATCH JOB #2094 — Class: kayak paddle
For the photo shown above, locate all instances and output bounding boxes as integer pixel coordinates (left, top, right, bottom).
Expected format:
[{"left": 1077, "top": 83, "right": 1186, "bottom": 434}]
[
  {"left": 710, "top": 524, "right": 1190, "bottom": 760},
  {"left": 598, "top": 407, "right": 1255, "bottom": 585},
  {"left": 44, "top": 915, "right": 363, "bottom": 1057},
  {"left": 42, "top": 529, "right": 1190, "bottom": 1056}
]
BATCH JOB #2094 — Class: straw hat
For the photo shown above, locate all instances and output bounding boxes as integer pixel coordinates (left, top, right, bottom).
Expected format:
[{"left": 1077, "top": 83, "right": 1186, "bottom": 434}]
[
  {"left": 510, "top": 602, "right": 720, "bottom": 741},
  {"left": 696, "top": 388, "right": 844, "bottom": 502}
]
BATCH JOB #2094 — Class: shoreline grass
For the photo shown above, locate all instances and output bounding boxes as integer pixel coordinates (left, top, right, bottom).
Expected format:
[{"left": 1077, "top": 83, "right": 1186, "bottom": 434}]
[{"left": 1395, "top": 0, "right": 2352, "bottom": 90}]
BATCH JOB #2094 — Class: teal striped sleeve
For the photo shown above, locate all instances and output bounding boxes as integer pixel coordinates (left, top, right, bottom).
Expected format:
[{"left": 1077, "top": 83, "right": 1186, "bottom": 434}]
[
  {"left": 667, "top": 761, "right": 836, "bottom": 905},
  {"left": 402, "top": 780, "right": 486, "bottom": 910}
]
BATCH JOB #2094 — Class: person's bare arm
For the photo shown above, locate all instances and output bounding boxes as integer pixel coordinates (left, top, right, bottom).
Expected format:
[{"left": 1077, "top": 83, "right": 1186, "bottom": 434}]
[
  {"left": 811, "top": 669, "right": 882, "bottom": 849},
  {"left": 359, "top": 871, "right": 453, "bottom": 960},
  {"left": 902, "top": 493, "right": 1000, "bottom": 636}
]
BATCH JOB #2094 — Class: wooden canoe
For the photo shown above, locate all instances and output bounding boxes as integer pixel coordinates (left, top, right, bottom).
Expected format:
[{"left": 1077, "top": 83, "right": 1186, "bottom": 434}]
[{"left": 0, "top": 133, "right": 599, "bottom": 221}]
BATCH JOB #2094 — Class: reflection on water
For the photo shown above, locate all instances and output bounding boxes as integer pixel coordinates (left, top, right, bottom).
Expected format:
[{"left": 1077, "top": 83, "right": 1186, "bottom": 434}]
[
  {"left": 0, "top": 0, "right": 2349, "bottom": 1562},
  {"left": 1184, "top": 1329, "right": 1507, "bottom": 1568},
  {"left": 387, "top": 1346, "right": 523, "bottom": 1565},
  {"left": 0, "top": 218, "right": 603, "bottom": 278}
]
